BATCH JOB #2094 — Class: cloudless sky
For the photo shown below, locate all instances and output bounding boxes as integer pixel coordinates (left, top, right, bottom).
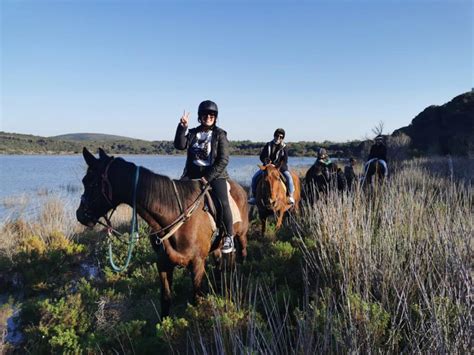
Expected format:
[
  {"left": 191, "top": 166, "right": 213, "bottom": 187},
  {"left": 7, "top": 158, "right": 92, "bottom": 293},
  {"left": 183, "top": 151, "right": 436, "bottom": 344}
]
[{"left": 1, "top": 0, "right": 472, "bottom": 142}]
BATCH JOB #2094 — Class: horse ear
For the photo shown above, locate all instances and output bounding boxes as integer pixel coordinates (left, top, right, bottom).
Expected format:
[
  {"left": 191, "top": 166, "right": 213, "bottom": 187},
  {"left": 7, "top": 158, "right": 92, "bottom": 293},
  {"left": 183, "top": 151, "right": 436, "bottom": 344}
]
[
  {"left": 83, "top": 147, "right": 98, "bottom": 167},
  {"left": 98, "top": 148, "right": 109, "bottom": 160}
]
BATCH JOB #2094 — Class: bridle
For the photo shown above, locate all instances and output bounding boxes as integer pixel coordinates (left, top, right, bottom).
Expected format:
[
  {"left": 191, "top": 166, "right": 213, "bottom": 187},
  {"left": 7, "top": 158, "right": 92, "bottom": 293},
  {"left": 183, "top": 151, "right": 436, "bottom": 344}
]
[
  {"left": 80, "top": 157, "right": 210, "bottom": 272},
  {"left": 261, "top": 167, "right": 282, "bottom": 209},
  {"left": 82, "top": 157, "right": 141, "bottom": 272},
  {"left": 80, "top": 158, "right": 117, "bottom": 227}
]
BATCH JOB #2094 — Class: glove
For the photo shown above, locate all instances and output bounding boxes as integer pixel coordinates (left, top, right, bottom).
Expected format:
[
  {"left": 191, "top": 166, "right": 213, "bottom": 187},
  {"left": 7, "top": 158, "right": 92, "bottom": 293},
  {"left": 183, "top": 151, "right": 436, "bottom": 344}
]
[{"left": 200, "top": 177, "right": 209, "bottom": 190}]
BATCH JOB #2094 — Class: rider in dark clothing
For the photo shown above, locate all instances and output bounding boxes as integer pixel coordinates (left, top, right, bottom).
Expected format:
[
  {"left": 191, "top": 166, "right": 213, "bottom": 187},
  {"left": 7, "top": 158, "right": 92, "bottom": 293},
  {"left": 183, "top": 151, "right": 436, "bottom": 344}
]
[
  {"left": 368, "top": 137, "right": 388, "bottom": 162},
  {"left": 259, "top": 134, "right": 289, "bottom": 172},
  {"left": 344, "top": 157, "right": 357, "bottom": 190},
  {"left": 364, "top": 135, "right": 388, "bottom": 177},
  {"left": 248, "top": 128, "right": 295, "bottom": 205},
  {"left": 174, "top": 100, "right": 234, "bottom": 253},
  {"left": 313, "top": 148, "right": 334, "bottom": 180}
]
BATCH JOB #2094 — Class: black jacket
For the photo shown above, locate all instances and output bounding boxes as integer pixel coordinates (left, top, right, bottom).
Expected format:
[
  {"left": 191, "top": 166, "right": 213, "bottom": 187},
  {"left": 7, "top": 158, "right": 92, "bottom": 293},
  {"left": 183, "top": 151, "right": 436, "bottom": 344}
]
[
  {"left": 174, "top": 124, "right": 230, "bottom": 182},
  {"left": 260, "top": 141, "right": 289, "bottom": 172},
  {"left": 368, "top": 144, "right": 388, "bottom": 163}
]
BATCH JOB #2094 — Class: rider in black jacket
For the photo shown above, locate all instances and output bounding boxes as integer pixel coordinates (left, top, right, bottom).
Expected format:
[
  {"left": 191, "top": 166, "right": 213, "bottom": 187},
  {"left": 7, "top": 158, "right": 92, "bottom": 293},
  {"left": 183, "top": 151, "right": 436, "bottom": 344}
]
[
  {"left": 364, "top": 135, "right": 388, "bottom": 177},
  {"left": 368, "top": 136, "right": 388, "bottom": 162},
  {"left": 174, "top": 100, "right": 234, "bottom": 253},
  {"left": 248, "top": 128, "right": 295, "bottom": 205}
]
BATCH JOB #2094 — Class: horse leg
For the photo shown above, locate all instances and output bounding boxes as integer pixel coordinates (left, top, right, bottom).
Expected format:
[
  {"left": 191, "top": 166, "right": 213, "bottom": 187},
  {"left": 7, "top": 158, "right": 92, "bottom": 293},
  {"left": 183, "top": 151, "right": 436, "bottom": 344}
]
[
  {"left": 260, "top": 216, "right": 267, "bottom": 237},
  {"left": 276, "top": 210, "right": 285, "bottom": 230},
  {"left": 158, "top": 262, "right": 174, "bottom": 318},
  {"left": 236, "top": 231, "right": 248, "bottom": 260},
  {"left": 190, "top": 257, "right": 206, "bottom": 301}
]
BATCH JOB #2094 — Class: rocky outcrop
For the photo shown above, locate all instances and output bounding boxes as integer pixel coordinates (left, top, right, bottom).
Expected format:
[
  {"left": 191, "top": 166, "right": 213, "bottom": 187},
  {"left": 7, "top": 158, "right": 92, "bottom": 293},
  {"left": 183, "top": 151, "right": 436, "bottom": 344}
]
[{"left": 393, "top": 91, "right": 474, "bottom": 156}]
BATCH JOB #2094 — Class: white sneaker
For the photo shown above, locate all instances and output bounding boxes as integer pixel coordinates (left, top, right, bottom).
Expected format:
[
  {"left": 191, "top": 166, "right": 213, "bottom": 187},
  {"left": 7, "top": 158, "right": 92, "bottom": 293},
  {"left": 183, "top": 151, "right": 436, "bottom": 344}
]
[
  {"left": 222, "top": 235, "right": 235, "bottom": 254},
  {"left": 288, "top": 196, "right": 295, "bottom": 205},
  {"left": 248, "top": 197, "right": 257, "bottom": 205}
]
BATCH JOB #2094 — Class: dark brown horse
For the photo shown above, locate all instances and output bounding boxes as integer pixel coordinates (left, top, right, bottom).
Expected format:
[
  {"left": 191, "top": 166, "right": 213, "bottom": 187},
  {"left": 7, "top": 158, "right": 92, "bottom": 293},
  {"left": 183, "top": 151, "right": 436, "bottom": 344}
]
[
  {"left": 76, "top": 148, "right": 249, "bottom": 317},
  {"left": 255, "top": 164, "right": 301, "bottom": 237},
  {"left": 304, "top": 161, "right": 346, "bottom": 204}
]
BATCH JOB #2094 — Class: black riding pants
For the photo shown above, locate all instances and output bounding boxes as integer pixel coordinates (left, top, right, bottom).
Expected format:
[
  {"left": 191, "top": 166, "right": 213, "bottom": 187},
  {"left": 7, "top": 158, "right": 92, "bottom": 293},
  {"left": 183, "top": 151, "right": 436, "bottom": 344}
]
[
  {"left": 183, "top": 167, "right": 234, "bottom": 236},
  {"left": 210, "top": 178, "right": 234, "bottom": 236}
]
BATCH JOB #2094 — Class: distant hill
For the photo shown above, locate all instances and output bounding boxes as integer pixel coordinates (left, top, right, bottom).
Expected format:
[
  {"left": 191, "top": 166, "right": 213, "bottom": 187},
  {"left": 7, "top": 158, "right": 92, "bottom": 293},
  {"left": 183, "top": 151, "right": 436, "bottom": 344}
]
[
  {"left": 0, "top": 131, "right": 179, "bottom": 155},
  {"left": 0, "top": 131, "right": 359, "bottom": 157},
  {"left": 393, "top": 91, "right": 474, "bottom": 156},
  {"left": 3, "top": 91, "right": 472, "bottom": 157},
  {"left": 52, "top": 133, "right": 140, "bottom": 141}
]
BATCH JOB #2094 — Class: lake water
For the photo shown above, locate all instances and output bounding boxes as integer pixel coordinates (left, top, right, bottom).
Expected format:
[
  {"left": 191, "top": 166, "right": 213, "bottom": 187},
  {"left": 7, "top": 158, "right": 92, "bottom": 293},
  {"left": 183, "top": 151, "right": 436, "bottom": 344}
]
[{"left": 0, "top": 154, "right": 317, "bottom": 221}]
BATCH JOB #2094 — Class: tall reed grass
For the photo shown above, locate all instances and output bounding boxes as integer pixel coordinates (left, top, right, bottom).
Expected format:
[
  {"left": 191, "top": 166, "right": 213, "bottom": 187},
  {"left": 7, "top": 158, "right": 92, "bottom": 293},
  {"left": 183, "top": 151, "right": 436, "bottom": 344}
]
[{"left": 158, "top": 158, "right": 472, "bottom": 353}]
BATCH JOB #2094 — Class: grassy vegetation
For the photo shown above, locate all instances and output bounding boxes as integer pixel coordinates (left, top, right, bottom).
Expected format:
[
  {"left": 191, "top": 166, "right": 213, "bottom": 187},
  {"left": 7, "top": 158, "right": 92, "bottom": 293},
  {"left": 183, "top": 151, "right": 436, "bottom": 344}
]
[{"left": 0, "top": 157, "right": 471, "bottom": 353}]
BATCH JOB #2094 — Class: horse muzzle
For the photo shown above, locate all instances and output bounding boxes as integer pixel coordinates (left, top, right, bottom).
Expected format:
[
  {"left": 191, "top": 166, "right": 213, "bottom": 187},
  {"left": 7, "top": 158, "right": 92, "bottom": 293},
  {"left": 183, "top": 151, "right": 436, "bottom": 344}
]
[{"left": 76, "top": 204, "right": 97, "bottom": 228}]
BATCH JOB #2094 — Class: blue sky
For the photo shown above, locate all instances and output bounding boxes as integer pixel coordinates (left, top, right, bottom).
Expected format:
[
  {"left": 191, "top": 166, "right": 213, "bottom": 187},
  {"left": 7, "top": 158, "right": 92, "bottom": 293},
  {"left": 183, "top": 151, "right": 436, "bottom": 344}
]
[{"left": 1, "top": 0, "right": 472, "bottom": 142}]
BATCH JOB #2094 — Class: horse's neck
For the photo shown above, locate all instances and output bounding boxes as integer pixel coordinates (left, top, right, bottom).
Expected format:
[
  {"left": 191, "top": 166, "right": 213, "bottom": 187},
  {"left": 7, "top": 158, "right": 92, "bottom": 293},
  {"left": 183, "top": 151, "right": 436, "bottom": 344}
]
[
  {"left": 135, "top": 170, "right": 200, "bottom": 228},
  {"left": 108, "top": 160, "right": 135, "bottom": 205}
]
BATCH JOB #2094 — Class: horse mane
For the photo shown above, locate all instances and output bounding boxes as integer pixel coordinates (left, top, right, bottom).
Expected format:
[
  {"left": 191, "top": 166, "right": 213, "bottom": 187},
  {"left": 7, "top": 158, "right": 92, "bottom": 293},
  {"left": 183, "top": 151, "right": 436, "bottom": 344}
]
[
  {"left": 264, "top": 164, "right": 281, "bottom": 177},
  {"left": 138, "top": 167, "right": 201, "bottom": 213}
]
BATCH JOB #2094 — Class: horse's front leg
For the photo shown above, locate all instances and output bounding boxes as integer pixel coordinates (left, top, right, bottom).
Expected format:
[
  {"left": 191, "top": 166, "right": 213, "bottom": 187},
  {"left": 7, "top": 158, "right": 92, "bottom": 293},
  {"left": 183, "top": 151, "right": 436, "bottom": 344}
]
[
  {"left": 158, "top": 261, "right": 174, "bottom": 318},
  {"left": 260, "top": 216, "right": 267, "bottom": 237},
  {"left": 276, "top": 210, "right": 285, "bottom": 230}
]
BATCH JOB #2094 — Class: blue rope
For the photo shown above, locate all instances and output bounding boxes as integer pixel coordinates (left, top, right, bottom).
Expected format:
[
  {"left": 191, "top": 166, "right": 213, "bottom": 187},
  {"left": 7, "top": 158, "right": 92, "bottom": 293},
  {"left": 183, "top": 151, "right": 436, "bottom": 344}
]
[{"left": 108, "top": 166, "right": 140, "bottom": 272}]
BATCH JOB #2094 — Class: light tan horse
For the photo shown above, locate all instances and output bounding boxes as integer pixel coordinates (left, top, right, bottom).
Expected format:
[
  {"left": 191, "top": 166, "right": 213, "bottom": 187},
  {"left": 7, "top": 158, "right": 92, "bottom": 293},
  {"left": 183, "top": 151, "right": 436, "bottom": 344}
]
[{"left": 255, "top": 164, "right": 301, "bottom": 237}]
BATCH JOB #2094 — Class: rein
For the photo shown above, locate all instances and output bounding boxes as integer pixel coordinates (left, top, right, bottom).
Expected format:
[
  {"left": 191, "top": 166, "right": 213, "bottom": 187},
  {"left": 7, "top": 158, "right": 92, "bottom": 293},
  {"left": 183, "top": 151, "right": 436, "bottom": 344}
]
[
  {"left": 150, "top": 182, "right": 211, "bottom": 245},
  {"left": 104, "top": 164, "right": 141, "bottom": 272},
  {"left": 100, "top": 163, "right": 210, "bottom": 271}
]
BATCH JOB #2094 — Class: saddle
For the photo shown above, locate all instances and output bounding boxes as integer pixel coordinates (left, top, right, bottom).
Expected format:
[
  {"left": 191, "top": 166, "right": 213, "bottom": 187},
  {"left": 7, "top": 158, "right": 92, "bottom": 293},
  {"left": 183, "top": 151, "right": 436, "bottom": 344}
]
[{"left": 203, "top": 181, "right": 242, "bottom": 236}]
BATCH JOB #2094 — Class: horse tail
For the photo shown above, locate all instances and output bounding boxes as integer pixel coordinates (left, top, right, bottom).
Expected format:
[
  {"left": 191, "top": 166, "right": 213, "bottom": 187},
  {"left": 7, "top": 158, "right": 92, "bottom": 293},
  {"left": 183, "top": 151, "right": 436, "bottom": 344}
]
[{"left": 162, "top": 239, "right": 192, "bottom": 267}]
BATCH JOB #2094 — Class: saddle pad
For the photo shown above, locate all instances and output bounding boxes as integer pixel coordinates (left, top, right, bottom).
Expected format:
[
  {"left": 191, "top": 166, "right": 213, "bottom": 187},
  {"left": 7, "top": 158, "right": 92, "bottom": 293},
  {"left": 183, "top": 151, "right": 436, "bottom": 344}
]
[{"left": 207, "top": 181, "right": 242, "bottom": 232}]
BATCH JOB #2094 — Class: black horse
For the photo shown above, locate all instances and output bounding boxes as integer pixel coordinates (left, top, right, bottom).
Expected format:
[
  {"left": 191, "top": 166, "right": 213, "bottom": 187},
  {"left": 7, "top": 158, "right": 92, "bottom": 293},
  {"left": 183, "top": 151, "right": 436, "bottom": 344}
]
[
  {"left": 304, "top": 161, "right": 346, "bottom": 204},
  {"left": 76, "top": 148, "right": 249, "bottom": 317},
  {"left": 361, "top": 159, "right": 386, "bottom": 187}
]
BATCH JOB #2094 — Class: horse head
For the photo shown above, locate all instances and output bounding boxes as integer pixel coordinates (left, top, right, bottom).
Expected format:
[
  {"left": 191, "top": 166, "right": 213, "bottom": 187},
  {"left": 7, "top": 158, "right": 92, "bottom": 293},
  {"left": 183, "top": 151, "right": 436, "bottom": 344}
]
[
  {"left": 258, "top": 164, "right": 286, "bottom": 210},
  {"left": 76, "top": 147, "right": 118, "bottom": 227}
]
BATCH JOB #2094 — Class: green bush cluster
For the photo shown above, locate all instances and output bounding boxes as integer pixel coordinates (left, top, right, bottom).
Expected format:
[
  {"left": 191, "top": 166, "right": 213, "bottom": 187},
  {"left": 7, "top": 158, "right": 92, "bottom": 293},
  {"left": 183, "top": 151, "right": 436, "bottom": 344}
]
[
  {"left": 157, "top": 295, "right": 254, "bottom": 352},
  {"left": 10, "top": 232, "right": 85, "bottom": 294}
]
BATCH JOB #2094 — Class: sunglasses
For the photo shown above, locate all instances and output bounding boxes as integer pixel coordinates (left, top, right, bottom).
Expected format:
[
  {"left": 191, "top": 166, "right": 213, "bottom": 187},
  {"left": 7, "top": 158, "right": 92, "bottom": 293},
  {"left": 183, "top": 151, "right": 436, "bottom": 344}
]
[
  {"left": 201, "top": 112, "right": 216, "bottom": 118},
  {"left": 275, "top": 134, "right": 284, "bottom": 139}
]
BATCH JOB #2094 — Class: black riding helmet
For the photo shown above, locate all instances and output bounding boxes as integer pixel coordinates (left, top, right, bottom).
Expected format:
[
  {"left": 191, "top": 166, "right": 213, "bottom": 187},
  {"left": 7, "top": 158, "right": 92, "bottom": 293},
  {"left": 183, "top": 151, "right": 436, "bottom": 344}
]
[
  {"left": 274, "top": 128, "right": 285, "bottom": 139},
  {"left": 198, "top": 100, "right": 218, "bottom": 117}
]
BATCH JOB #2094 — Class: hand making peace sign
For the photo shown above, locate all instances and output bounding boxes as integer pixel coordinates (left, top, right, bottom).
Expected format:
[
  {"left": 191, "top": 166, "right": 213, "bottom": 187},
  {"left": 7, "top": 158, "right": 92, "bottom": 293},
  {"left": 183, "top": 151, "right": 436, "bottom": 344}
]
[{"left": 180, "top": 110, "right": 190, "bottom": 128}]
